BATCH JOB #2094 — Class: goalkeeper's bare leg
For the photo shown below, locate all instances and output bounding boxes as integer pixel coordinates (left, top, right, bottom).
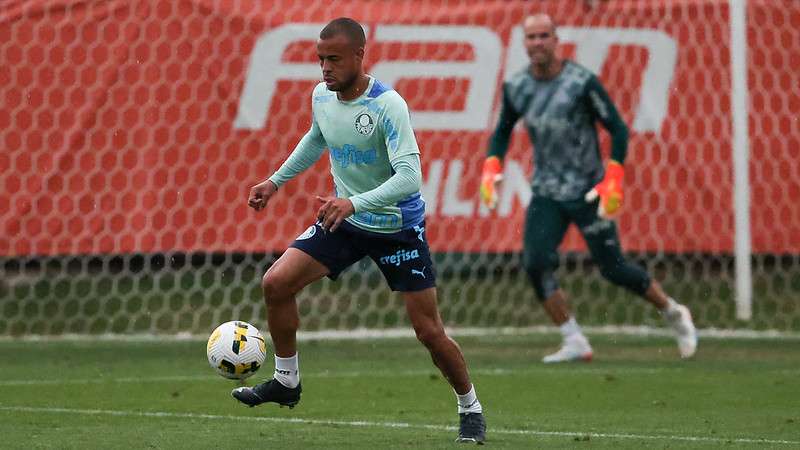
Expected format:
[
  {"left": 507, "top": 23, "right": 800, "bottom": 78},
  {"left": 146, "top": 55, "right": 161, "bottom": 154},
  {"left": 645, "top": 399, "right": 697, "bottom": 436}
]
[
  {"left": 232, "top": 248, "right": 328, "bottom": 408},
  {"left": 521, "top": 197, "right": 594, "bottom": 363},
  {"left": 540, "top": 289, "right": 594, "bottom": 363},
  {"left": 404, "top": 288, "right": 486, "bottom": 444}
]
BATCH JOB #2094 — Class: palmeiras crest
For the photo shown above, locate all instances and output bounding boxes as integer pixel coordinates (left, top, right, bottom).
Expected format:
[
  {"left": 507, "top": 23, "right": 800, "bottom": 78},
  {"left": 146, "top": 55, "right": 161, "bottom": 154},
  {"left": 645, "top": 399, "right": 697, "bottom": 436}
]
[{"left": 354, "top": 113, "right": 375, "bottom": 135}]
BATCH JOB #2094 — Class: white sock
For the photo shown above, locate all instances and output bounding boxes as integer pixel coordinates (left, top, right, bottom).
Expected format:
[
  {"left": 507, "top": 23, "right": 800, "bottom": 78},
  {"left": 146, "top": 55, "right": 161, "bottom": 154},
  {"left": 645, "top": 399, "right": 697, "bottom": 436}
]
[
  {"left": 456, "top": 384, "right": 483, "bottom": 414},
  {"left": 274, "top": 354, "right": 299, "bottom": 388},
  {"left": 662, "top": 297, "right": 681, "bottom": 316},
  {"left": 559, "top": 317, "right": 583, "bottom": 339}
]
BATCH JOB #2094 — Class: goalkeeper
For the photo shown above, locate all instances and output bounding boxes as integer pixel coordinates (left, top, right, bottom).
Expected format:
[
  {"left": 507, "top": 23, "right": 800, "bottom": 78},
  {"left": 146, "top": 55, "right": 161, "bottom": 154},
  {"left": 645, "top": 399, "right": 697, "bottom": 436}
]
[{"left": 480, "top": 14, "right": 697, "bottom": 362}]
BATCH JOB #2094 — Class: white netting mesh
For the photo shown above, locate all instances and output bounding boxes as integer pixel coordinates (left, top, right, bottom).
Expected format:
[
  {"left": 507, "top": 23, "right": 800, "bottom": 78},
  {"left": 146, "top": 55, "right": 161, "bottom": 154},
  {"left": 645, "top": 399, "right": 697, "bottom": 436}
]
[{"left": 1, "top": 0, "right": 799, "bottom": 336}]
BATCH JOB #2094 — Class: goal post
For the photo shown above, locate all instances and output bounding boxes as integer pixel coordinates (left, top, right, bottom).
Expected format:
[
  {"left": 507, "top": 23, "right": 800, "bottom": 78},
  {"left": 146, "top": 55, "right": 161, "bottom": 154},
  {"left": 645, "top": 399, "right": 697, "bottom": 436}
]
[{"left": 729, "top": 0, "right": 753, "bottom": 321}]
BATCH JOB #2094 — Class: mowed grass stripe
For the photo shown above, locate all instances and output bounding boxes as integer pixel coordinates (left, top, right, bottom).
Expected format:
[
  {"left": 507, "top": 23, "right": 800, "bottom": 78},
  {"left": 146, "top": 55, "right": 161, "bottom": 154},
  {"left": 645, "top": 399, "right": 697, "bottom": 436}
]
[
  {"left": 0, "top": 405, "right": 797, "bottom": 446},
  {"left": 0, "top": 366, "right": 681, "bottom": 386}
]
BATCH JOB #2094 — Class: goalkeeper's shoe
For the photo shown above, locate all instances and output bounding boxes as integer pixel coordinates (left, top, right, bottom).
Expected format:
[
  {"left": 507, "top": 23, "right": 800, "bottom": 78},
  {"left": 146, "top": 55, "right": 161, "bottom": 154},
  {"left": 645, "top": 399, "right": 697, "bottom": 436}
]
[
  {"left": 542, "top": 334, "right": 593, "bottom": 363},
  {"left": 455, "top": 412, "right": 486, "bottom": 445},
  {"left": 663, "top": 303, "right": 698, "bottom": 358},
  {"left": 232, "top": 379, "right": 302, "bottom": 408}
]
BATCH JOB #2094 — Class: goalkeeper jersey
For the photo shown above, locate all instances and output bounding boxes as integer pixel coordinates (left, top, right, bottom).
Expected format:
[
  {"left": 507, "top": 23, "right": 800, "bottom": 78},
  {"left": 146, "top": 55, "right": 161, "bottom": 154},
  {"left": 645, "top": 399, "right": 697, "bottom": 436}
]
[
  {"left": 269, "top": 76, "right": 425, "bottom": 234},
  {"left": 488, "top": 60, "right": 629, "bottom": 202}
]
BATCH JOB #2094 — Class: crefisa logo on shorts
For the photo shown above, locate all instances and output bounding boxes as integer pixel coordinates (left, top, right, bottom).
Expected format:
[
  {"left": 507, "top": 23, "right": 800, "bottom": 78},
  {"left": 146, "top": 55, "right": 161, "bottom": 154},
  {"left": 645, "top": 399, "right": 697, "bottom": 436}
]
[
  {"left": 354, "top": 113, "right": 374, "bottom": 135},
  {"left": 379, "top": 249, "right": 419, "bottom": 266}
]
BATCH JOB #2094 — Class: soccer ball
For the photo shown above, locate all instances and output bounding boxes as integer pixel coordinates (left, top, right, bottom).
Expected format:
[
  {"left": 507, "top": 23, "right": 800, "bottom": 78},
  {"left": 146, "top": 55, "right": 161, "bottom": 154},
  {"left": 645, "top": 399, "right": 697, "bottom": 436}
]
[{"left": 206, "top": 321, "right": 267, "bottom": 380}]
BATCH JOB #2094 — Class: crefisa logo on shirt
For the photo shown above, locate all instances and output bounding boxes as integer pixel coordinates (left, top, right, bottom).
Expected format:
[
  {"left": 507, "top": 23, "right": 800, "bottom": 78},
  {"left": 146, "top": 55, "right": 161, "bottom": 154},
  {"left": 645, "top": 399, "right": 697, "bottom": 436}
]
[{"left": 354, "top": 113, "right": 374, "bottom": 135}]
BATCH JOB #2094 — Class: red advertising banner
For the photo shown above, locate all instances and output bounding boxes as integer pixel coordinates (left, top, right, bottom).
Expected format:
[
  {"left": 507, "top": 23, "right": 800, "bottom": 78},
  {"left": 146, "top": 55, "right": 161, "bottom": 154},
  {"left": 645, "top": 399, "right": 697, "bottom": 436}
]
[{"left": 1, "top": 0, "right": 798, "bottom": 256}]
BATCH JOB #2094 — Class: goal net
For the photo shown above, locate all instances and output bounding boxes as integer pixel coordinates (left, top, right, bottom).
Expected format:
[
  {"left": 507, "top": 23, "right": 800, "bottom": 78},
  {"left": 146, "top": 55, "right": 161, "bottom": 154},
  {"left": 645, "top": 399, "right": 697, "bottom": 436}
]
[{"left": 2, "top": 0, "right": 799, "bottom": 336}]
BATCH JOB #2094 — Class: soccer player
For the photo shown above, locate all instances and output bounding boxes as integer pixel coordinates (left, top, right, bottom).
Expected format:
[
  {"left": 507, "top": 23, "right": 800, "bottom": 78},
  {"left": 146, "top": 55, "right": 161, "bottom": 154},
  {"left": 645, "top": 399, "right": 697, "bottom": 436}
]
[
  {"left": 480, "top": 14, "right": 697, "bottom": 363},
  {"left": 233, "top": 18, "right": 486, "bottom": 444}
]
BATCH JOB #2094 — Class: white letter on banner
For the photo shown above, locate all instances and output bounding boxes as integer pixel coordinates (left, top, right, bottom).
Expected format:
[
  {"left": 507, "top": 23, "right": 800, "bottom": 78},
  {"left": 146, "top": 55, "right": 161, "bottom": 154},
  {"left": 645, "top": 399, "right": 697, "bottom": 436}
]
[
  {"left": 370, "top": 25, "right": 501, "bottom": 131},
  {"left": 421, "top": 159, "right": 444, "bottom": 216},
  {"left": 497, "top": 160, "right": 531, "bottom": 217},
  {"left": 441, "top": 159, "right": 474, "bottom": 217},
  {"left": 233, "top": 24, "right": 370, "bottom": 129}
]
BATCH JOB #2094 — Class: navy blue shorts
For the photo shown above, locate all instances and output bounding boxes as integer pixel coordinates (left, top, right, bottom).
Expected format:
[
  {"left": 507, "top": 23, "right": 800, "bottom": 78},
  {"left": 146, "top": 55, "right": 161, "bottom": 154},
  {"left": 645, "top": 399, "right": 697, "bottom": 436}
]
[{"left": 289, "top": 220, "right": 436, "bottom": 292}]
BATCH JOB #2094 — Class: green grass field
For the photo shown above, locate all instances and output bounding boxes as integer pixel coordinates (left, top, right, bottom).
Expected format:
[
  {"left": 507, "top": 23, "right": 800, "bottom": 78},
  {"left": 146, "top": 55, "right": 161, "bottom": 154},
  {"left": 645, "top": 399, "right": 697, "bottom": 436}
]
[{"left": 0, "top": 333, "right": 798, "bottom": 449}]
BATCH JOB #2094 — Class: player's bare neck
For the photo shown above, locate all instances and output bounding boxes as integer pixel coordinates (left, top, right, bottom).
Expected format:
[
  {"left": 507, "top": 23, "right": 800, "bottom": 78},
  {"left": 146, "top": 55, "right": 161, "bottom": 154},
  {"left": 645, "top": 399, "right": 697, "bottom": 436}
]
[
  {"left": 338, "top": 73, "right": 370, "bottom": 101},
  {"left": 531, "top": 59, "right": 564, "bottom": 81}
]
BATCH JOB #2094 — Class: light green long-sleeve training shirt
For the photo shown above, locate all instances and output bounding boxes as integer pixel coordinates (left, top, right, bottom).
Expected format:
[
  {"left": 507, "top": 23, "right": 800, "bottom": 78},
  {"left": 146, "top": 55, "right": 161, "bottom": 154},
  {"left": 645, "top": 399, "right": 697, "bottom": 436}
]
[{"left": 269, "top": 76, "right": 426, "bottom": 234}]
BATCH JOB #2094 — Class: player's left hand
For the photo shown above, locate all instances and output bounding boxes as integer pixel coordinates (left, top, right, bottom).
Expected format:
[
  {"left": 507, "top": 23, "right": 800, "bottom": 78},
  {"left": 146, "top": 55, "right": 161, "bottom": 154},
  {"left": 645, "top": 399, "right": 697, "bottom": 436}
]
[
  {"left": 585, "top": 160, "right": 624, "bottom": 218},
  {"left": 316, "top": 196, "right": 355, "bottom": 232}
]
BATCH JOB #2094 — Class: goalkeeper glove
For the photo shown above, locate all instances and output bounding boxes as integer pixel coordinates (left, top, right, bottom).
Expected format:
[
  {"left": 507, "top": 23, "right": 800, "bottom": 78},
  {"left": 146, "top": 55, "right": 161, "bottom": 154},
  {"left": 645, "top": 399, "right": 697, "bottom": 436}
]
[
  {"left": 585, "top": 160, "right": 624, "bottom": 218},
  {"left": 479, "top": 156, "right": 503, "bottom": 210}
]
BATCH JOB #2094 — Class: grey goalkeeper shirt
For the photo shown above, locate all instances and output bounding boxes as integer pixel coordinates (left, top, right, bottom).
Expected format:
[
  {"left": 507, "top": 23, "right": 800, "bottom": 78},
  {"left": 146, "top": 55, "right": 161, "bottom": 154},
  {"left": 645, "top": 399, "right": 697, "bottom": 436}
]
[{"left": 488, "top": 61, "right": 629, "bottom": 201}]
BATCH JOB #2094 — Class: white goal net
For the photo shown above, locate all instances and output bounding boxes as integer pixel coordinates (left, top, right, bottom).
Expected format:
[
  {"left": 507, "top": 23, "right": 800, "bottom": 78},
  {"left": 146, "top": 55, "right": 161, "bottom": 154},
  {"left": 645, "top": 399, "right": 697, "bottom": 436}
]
[{"left": 1, "top": 0, "right": 799, "bottom": 336}]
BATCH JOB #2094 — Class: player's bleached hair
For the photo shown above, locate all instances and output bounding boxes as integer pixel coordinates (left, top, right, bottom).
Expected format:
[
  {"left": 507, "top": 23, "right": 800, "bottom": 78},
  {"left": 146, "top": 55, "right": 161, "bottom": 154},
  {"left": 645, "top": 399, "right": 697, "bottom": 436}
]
[{"left": 320, "top": 17, "right": 366, "bottom": 48}]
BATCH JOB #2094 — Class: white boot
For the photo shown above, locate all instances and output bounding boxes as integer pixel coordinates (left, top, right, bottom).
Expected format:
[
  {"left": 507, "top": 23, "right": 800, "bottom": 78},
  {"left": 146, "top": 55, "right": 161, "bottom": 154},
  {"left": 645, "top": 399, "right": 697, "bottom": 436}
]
[
  {"left": 542, "top": 334, "right": 593, "bottom": 363},
  {"left": 663, "top": 302, "right": 698, "bottom": 358}
]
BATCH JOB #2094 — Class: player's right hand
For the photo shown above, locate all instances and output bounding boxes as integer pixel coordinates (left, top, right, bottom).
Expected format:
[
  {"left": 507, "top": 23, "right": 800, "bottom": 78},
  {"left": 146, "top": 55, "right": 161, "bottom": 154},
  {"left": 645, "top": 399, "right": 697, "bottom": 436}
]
[
  {"left": 479, "top": 156, "right": 503, "bottom": 210},
  {"left": 248, "top": 180, "right": 278, "bottom": 211}
]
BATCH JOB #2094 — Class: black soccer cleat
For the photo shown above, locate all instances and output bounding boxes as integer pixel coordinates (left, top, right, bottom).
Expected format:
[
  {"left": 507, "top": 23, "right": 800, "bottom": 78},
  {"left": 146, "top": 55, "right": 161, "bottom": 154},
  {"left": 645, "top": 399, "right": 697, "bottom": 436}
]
[
  {"left": 231, "top": 379, "right": 302, "bottom": 408},
  {"left": 455, "top": 412, "right": 486, "bottom": 444}
]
